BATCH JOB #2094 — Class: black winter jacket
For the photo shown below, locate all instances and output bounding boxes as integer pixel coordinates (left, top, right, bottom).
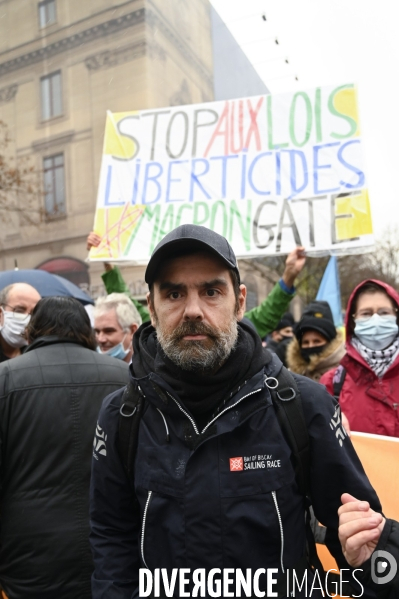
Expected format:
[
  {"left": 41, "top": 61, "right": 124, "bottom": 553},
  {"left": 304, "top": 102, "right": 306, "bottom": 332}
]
[
  {"left": 358, "top": 518, "right": 399, "bottom": 599},
  {"left": 90, "top": 354, "right": 382, "bottom": 599},
  {"left": 0, "top": 337, "right": 129, "bottom": 599}
]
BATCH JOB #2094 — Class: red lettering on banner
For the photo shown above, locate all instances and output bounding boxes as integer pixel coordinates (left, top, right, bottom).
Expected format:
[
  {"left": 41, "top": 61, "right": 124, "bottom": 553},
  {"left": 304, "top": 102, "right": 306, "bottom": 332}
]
[
  {"left": 244, "top": 97, "right": 264, "bottom": 151},
  {"left": 204, "top": 101, "right": 229, "bottom": 157},
  {"left": 230, "top": 100, "right": 244, "bottom": 154}
]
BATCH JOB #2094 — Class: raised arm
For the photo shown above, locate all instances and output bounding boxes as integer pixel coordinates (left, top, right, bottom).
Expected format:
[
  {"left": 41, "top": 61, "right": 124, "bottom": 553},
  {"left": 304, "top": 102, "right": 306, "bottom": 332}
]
[
  {"left": 245, "top": 246, "right": 306, "bottom": 338},
  {"left": 86, "top": 232, "right": 150, "bottom": 323}
]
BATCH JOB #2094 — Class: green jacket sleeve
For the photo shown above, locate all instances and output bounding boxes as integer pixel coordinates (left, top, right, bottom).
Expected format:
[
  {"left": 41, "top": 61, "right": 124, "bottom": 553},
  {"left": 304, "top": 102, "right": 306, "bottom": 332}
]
[
  {"left": 244, "top": 280, "right": 294, "bottom": 338},
  {"left": 101, "top": 266, "right": 150, "bottom": 323}
]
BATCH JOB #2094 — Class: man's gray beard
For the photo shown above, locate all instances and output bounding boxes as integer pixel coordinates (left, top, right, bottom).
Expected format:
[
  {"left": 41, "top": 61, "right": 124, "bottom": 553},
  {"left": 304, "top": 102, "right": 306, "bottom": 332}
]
[{"left": 156, "top": 318, "right": 239, "bottom": 373}]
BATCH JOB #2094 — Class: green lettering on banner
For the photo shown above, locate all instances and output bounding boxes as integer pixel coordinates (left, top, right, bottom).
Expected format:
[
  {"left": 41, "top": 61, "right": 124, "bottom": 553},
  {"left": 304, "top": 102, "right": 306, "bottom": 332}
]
[
  {"left": 124, "top": 205, "right": 161, "bottom": 256},
  {"left": 175, "top": 203, "right": 193, "bottom": 227},
  {"left": 229, "top": 200, "right": 251, "bottom": 250},
  {"left": 314, "top": 88, "right": 322, "bottom": 142},
  {"left": 328, "top": 84, "right": 357, "bottom": 139},
  {"left": 267, "top": 95, "right": 288, "bottom": 150},
  {"left": 158, "top": 204, "right": 175, "bottom": 244},
  {"left": 289, "top": 92, "right": 312, "bottom": 147},
  {"left": 210, "top": 201, "right": 228, "bottom": 237},
  {"left": 193, "top": 202, "right": 210, "bottom": 226}
]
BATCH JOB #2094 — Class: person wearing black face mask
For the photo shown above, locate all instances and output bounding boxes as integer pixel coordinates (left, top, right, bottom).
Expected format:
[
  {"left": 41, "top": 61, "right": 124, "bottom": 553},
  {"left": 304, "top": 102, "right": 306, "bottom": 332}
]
[
  {"left": 264, "top": 312, "right": 295, "bottom": 367},
  {"left": 287, "top": 300, "right": 345, "bottom": 382}
]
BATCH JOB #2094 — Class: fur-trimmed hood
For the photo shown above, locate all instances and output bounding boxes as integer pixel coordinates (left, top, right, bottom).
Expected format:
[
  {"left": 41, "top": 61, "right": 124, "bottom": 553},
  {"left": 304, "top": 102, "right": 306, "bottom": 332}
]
[{"left": 286, "top": 330, "right": 345, "bottom": 381}]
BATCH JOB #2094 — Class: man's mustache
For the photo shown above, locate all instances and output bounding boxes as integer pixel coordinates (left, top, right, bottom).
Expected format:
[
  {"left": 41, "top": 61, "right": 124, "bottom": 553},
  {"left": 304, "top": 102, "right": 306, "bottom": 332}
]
[{"left": 172, "top": 321, "right": 219, "bottom": 341}]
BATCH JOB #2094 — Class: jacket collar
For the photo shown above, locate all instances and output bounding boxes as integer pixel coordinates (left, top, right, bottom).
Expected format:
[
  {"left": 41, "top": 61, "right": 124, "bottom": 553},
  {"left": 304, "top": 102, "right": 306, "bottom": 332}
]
[
  {"left": 25, "top": 336, "right": 84, "bottom": 353},
  {"left": 133, "top": 368, "right": 267, "bottom": 414}
]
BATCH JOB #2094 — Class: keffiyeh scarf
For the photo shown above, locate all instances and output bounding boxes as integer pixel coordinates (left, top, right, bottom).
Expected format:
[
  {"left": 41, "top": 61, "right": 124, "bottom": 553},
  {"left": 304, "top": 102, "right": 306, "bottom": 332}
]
[{"left": 351, "top": 335, "right": 399, "bottom": 378}]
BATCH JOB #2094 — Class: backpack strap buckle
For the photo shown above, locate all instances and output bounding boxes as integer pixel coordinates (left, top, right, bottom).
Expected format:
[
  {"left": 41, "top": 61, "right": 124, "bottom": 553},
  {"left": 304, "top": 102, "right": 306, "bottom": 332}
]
[
  {"left": 120, "top": 404, "right": 137, "bottom": 418},
  {"left": 276, "top": 387, "right": 296, "bottom": 401},
  {"left": 265, "top": 376, "right": 279, "bottom": 389}
]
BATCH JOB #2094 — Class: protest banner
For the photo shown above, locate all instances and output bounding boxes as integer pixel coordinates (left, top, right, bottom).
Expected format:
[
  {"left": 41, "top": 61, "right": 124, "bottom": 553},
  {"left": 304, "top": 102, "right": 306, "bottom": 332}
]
[
  {"left": 89, "top": 84, "right": 374, "bottom": 262},
  {"left": 317, "top": 432, "right": 399, "bottom": 578}
]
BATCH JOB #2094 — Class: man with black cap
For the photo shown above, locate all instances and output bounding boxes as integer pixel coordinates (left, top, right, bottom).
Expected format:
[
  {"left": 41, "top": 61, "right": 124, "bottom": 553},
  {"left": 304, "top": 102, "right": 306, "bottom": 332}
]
[{"left": 90, "top": 225, "right": 384, "bottom": 599}]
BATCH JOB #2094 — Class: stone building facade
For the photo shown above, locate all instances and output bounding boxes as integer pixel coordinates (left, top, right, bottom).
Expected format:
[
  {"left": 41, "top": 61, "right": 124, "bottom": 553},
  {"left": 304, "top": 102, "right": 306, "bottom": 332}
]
[
  {"left": 0, "top": 0, "right": 285, "bottom": 311},
  {"left": 0, "top": 0, "right": 213, "bottom": 294}
]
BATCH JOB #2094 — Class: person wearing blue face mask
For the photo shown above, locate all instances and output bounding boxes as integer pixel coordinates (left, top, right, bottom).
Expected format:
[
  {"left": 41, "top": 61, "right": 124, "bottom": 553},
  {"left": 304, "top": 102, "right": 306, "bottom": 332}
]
[
  {"left": 321, "top": 280, "right": 399, "bottom": 437},
  {"left": 94, "top": 293, "right": 142, "bottom": 363}
]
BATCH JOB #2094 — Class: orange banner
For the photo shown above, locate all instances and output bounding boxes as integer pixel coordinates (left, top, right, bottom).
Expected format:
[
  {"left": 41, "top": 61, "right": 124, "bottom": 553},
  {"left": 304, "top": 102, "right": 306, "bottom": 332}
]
[
  {"left": 351, "top": 431, "right": 399, "bottom": 520},
  {"left": 318, "top": 432, "right": 399, "bottom": 587}
]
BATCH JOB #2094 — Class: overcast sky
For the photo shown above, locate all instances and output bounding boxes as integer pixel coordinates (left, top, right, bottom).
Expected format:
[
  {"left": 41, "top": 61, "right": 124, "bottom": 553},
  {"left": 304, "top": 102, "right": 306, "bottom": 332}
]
[{"left": 210, "top": 0, "right": 399, "bottom": 239}]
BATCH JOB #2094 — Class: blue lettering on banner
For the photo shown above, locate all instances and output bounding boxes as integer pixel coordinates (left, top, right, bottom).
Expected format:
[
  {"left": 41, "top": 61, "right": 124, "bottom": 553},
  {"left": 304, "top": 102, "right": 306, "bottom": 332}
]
[
  {"left": 210, "top": 154, "right": 239, "bottom": 199},
  {"left": 189, "top": 158, "right": 211, "bottom": 202},
  {"left": 313, "top": 142, "right": 341, "bottom": 195},
  {"left": 247, "top": 152, "right": 272, "bottom": 196},
  {"left": 120, "top": 143, "right": 364, "bottom": 208},
  {"left": 286, "top": 149, "right": 308, "bottom": 198},
  {"left": 275, "top": 151, "right": 281, "bottom": 196},
  {"left": 337, "top": 140, "right": 365, "bottom": 189},
  {"left": 166, "top": 160, "right": 189, "bottom": 203},
  {"left": 104, "top": 165, "right": 124, "bottom": 206},
  {"left": 142, "top": 162, "right": 163, "bottom": 205},
  {"left": 131, "top": 159, "right": 141, "bottom": 205}
]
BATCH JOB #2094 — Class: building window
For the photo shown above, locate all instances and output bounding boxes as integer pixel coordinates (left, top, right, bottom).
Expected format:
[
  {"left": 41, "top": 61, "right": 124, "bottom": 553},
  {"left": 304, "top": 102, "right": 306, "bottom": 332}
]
[
  {"left": 41, "top": 71, "right": 62, "bottom": 120},
  {"left": 43, "top": 154, "right": 66, "bottom": 218},
  {"left": 39, "top": 0, "right": 56, "bottom": 28}
]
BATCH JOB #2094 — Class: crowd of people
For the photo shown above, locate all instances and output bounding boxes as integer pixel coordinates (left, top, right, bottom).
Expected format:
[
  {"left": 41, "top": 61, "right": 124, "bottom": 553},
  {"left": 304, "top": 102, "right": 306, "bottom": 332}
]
[{"left": 0, "top": 225, "right": 397, "bottom": 599}]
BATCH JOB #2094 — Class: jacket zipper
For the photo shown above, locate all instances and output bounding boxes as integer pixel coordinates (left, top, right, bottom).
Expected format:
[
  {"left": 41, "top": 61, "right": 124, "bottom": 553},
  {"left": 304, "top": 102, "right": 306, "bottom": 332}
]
[
  {"left": 168, "top": 394, "right": 200, "bottom": 435},
  {"left": 202, "top": 388, "right": 262, "bottom": 434},
  {"left": 164, "top": 388, "right": 285, "bottom": 573},
  {"left": 272, "top": 490, "right": 285, "bottom": 574},
  {"left": 156, "top": 408, "right": 170, "bottom": 442},
  {"left": 141, "top": 490, "right": 152, "bottom": 568},
  {"left": 167, "top": 387, "right": 262, "bottom": 436}
]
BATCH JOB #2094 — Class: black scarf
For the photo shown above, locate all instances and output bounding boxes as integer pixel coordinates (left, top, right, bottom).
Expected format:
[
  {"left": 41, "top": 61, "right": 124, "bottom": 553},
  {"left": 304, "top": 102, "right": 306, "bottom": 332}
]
[{"left": 132, "top": 320, "right": 271, "bottom": 426}]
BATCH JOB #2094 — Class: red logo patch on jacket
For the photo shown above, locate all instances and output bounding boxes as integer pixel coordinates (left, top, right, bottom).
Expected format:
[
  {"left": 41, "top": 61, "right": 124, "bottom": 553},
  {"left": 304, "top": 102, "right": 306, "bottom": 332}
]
[{"left": 229, "top": 457, "right": 243, "bottom": 471}]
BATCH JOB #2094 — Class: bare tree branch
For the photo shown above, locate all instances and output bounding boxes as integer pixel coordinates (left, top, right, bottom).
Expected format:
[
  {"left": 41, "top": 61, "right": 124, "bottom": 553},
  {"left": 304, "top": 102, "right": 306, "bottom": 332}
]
[{"left": 0, "top": 120, "right": 44, "bottom": 226}]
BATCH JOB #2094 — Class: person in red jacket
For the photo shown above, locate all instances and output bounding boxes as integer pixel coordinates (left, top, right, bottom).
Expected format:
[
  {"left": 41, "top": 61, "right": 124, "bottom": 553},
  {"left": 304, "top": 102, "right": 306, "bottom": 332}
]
[{"left": 321, "top": 279, "right": 399, "bottom": 437}]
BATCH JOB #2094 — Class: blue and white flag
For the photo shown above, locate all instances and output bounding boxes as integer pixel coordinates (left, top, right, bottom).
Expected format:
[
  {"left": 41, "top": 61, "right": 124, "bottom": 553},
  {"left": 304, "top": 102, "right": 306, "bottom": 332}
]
[{"left": 316, "top": 256, "right": 343, "bottom": 327}]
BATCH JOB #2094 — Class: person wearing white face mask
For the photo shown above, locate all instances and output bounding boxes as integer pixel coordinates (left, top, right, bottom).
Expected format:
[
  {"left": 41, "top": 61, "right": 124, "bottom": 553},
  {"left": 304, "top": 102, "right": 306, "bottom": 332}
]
[
  {"left": 321, "top": 279, "right": 399, "bottom": 437},
  {"left": 93, "top": 293, "right": 142, "bottom": 363},
  {"left": 0, "top": 283, "right": 41, "bottom": 361}
]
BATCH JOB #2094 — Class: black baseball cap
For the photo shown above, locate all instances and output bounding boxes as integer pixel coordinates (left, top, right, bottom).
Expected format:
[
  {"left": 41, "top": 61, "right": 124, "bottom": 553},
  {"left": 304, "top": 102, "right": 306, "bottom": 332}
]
[{"left": 145, "top": 224, "right": 240, "bottom": 285}]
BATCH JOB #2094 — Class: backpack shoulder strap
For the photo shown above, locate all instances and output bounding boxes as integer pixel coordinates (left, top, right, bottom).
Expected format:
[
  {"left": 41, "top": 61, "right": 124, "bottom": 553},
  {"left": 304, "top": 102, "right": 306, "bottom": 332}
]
[
  {"left": 268, "top": 366, "right": 310, "bottom": 498},
  {"left": 269, "top": 367, "right": 348, "bottom": 595},
  {"left": 332, "top": 364, "right": 346, "bottom": 400},
  {"left": 118, "top": 382, "right": 144, "bottom": 484}
]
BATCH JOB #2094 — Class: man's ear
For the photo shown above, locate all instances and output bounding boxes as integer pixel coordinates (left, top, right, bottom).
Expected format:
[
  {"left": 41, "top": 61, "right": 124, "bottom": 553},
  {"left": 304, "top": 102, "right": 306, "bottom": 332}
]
[
  {"left": 236, "top": 284, "right": 247, "bottom": 320},
  {"left": 129, "top": 323, "right": 138, "bottom": 336},
  {"left": 146, "top": 291, "right": 157, "bottom": 327}
]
